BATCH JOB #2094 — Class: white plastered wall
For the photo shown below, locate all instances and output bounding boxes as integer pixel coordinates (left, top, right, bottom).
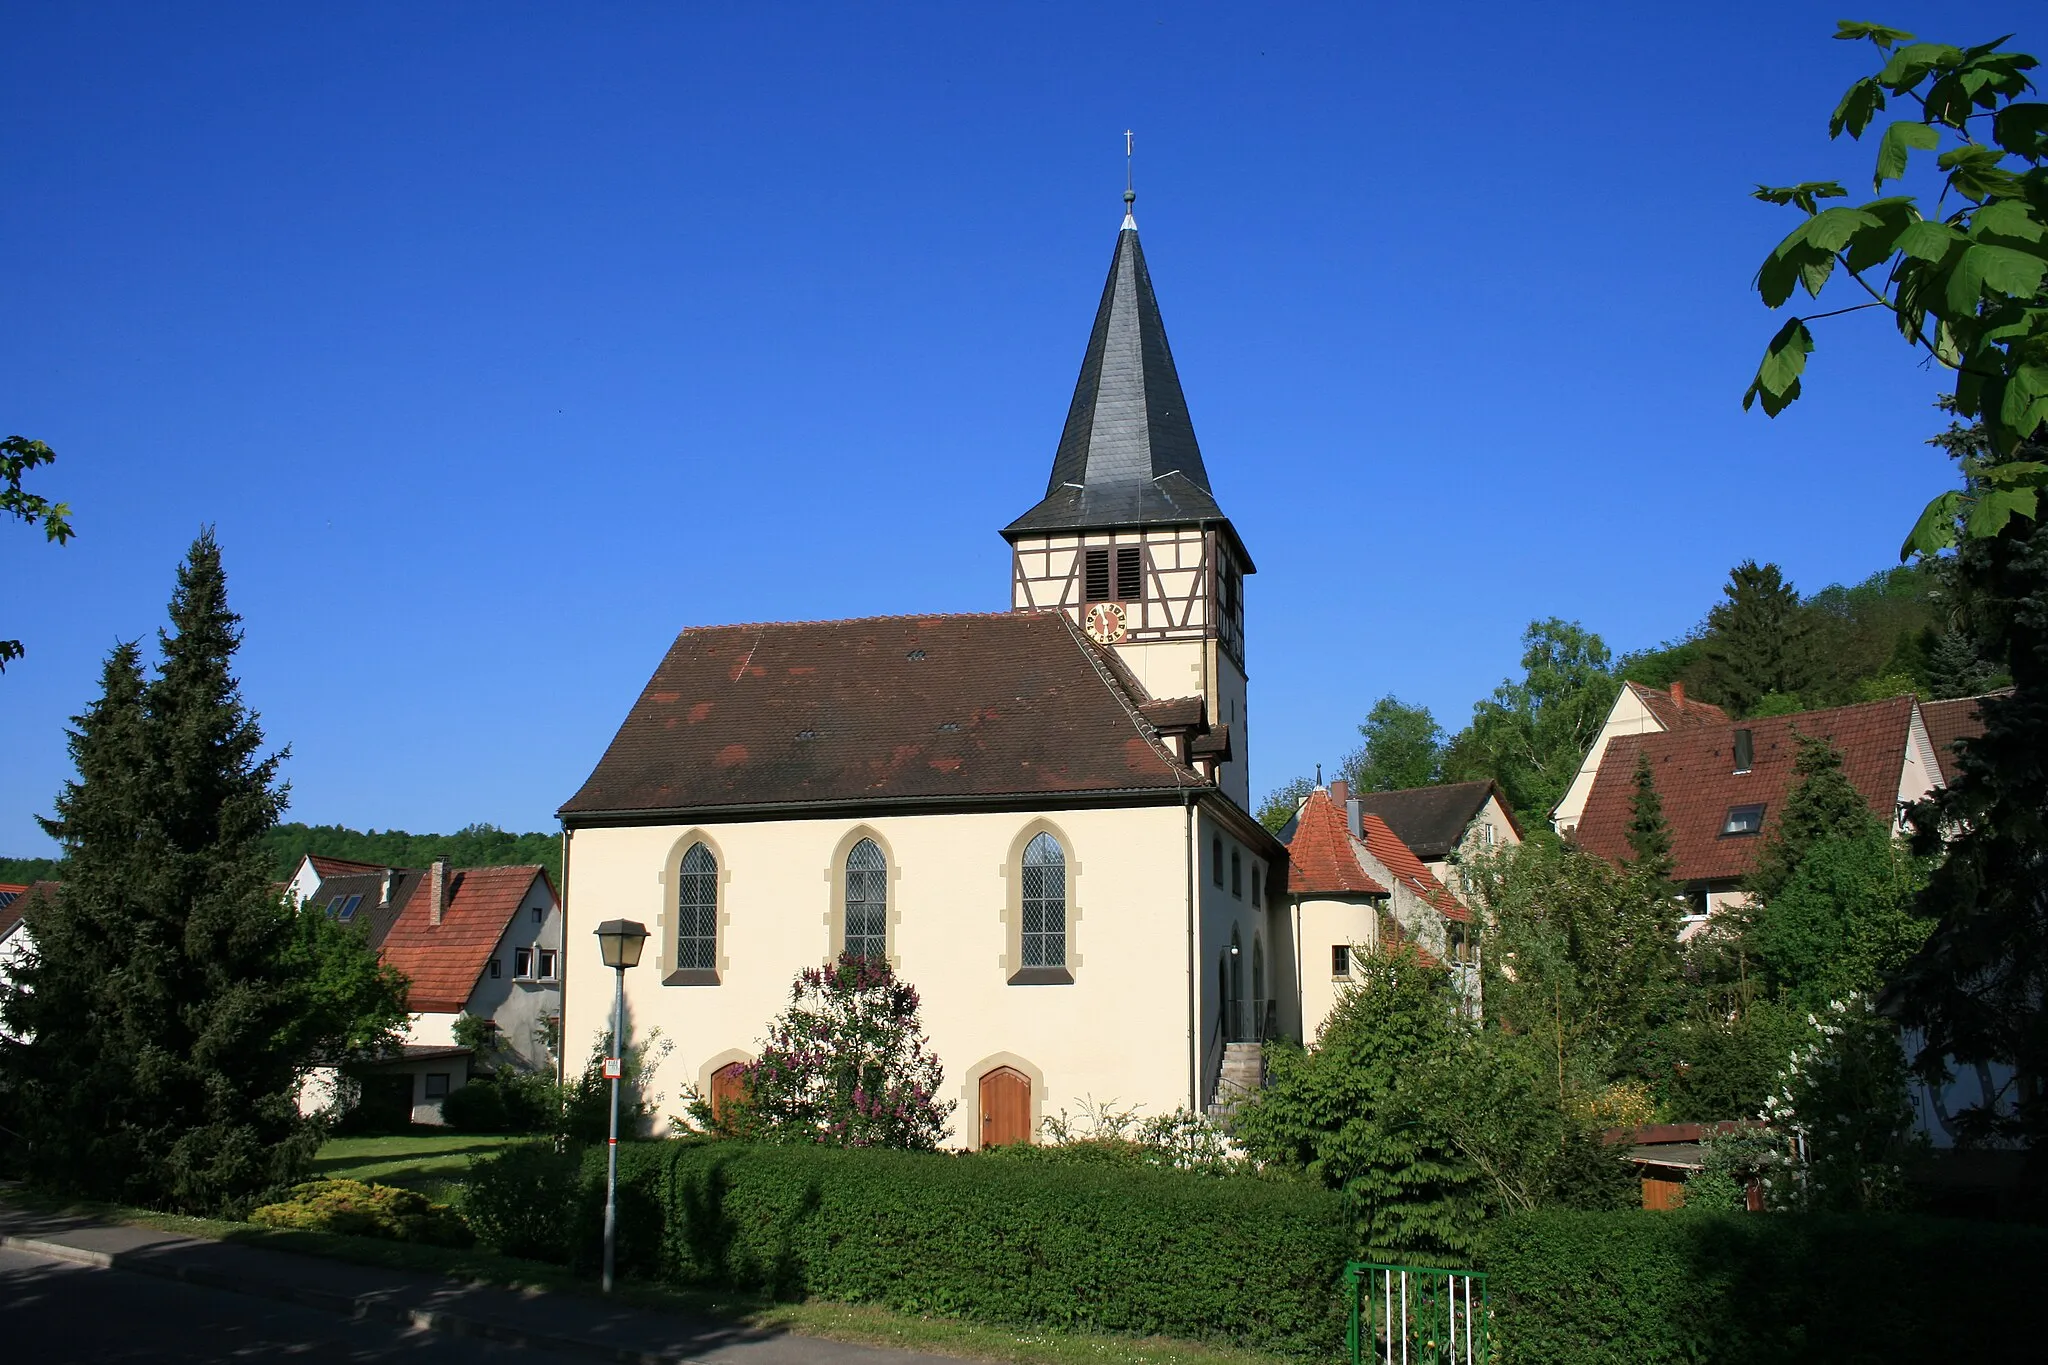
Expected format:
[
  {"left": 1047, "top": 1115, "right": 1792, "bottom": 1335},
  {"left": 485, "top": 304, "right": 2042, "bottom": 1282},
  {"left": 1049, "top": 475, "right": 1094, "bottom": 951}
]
[
  {"left": 1292, "top": 895, "right": 1381, "bottom": 1046},
  {"left": 460, "top": 875, "right": 563, "bottom": 1071},
  {"left": 563, "top": 804, "right": 1207, "bottom": 1148},
  {"left": 1553, "top": 686, "right": 1662, "bottom": 836}
]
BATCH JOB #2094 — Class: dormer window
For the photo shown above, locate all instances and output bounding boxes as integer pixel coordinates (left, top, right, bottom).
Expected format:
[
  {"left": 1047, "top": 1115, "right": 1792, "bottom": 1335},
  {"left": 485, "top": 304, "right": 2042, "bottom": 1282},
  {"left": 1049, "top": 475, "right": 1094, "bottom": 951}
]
[{"left": 1722, "top": 804, "right": 1766, "bottom": 837}]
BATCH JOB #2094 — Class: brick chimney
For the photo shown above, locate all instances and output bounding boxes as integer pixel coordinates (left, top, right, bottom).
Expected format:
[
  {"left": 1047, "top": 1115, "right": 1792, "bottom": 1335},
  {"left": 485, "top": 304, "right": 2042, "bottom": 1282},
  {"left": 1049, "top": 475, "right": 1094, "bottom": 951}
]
[
  {"left": 428, "top": 858, "right": 449, "bottom": 926},
  {"left": 1669, "top": 680, "right": 1685, "bottom": 709},
  {"left": 1329, "top": 778, "right": 1349, "bottom": 807}
]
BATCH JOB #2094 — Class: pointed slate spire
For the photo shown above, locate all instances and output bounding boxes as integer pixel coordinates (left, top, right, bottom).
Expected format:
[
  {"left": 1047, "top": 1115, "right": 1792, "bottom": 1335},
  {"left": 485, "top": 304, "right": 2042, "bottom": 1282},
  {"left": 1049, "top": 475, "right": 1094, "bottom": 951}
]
[{"left": 1004, "top": 197, "right": 1231, "bottom": 541}]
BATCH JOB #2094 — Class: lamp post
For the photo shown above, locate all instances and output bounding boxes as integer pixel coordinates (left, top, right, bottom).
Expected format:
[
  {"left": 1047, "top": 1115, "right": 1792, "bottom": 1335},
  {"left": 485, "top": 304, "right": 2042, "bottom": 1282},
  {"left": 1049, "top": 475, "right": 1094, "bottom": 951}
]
[{"left": 593, "top": 917, "right": 649, "bottom": 1295}]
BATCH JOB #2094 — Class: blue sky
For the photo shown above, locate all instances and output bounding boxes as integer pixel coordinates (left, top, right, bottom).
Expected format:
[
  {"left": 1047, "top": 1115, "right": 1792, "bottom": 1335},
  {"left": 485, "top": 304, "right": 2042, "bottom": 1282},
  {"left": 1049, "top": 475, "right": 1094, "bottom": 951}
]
[{"left": 3, "top": 2, "right": 2036, "bottom": 855}]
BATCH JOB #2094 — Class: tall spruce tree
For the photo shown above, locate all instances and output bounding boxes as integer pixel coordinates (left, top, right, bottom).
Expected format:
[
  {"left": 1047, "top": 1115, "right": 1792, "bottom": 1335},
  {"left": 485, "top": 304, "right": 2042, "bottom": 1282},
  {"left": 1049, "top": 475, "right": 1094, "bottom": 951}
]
[
  {"left": 1700, "top": 561, "right": 1813, "bottom": 714},
  {"left": 2, "top": 531, "right": 405, "bottom": 1213},
  {"left": 1625, "top": 747, "right": 1675, "bottom": 890},
  {"left": 1924, "top": 629, "right": 1997, "bottom": 700},
  {"left": 1746, "top": 732, "right": 1883, "bottom": 904}
]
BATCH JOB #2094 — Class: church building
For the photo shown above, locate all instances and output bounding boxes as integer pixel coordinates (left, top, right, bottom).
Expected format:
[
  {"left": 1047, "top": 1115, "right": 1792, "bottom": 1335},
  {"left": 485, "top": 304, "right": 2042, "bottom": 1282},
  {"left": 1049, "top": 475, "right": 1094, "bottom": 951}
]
[{"left": 558, "top": 194, "right": 1293, "bottom": 1145}]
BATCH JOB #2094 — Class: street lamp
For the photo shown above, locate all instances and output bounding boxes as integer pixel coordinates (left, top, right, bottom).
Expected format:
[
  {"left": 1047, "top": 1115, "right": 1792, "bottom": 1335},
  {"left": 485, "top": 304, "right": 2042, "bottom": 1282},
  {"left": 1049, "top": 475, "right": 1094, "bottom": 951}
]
[{"left": 593, "top": 917, "right": 648, "bottom": 1294}]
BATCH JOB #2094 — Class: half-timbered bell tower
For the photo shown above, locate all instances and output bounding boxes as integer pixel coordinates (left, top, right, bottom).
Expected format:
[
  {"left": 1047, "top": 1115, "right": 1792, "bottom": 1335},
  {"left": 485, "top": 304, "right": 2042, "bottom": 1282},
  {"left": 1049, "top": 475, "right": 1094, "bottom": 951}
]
[{"left": 1003, "top": 193, "right": 1254, "bottom": 809}]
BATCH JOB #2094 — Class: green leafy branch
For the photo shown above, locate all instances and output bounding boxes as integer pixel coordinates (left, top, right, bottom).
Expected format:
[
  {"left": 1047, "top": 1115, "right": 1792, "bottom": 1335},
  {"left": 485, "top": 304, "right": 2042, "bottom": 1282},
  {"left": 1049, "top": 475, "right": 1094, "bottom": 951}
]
[
  {"left": 1744, "top": 23, "right": 2048, "bottom": 557},
  {"left": 2, "top": 434, "right": 75, "bottom": 673}
]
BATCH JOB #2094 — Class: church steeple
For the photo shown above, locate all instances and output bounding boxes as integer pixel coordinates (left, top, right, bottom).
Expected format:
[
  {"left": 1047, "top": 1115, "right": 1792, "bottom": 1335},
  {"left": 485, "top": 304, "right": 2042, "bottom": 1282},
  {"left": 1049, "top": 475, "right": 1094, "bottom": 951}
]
[
  {"left": 1003, "top": 191, "right": 1256, "bottom": 812},
  {"left": 1002, "top": 197, "right": 1232, "bottom": 542}
]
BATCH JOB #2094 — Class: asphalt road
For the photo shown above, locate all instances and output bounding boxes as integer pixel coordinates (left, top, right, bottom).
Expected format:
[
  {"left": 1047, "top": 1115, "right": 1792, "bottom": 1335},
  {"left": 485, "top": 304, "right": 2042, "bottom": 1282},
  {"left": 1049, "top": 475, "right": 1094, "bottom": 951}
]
[{"left": 0, "top": 1243, "right": 594, "bottom": 1364}]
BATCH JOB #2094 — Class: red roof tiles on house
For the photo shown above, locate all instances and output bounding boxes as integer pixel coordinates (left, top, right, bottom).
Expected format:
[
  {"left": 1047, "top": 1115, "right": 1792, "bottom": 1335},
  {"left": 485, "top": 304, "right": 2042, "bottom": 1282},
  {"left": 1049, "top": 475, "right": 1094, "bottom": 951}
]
[
  {"left": 1919, "top": 692, "right": 1998, "bottom": 785},
  {"left": 1574, "top": 696, "right": 1918, "bottom": 884},
  {"left": 1359, "top": 813, "right": 1470, "bottom": 922},
  {"left": 561, "top": 611, "right": 1200, "bottom": 820},
  {"left": 309, "top": 854, "right": 389, "bottom": 878},
  {"left": 380, "top": 865, "right": 549, "bottom": 1014},
  {"left": 1627, "top": 680, "right": 1731, "bottom": 730},
  {"left": 1284, "top": 788, "right": 1388, "bottom": 895}
]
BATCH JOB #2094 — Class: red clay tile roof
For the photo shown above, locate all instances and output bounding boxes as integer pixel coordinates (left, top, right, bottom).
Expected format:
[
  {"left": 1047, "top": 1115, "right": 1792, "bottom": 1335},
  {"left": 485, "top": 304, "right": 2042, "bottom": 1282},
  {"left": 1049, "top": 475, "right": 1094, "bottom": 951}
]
[
  {"left": 1920, "top": 692, "right": 1999, "bottom": 784},
  {"left": 1138, "top": 697, "right": 1206, "bottom": 731},
  {"left": 1359, "top": 813, "right": 1470, "bottom": 922},
  {"left": 380, "top": 865, "right": 550, "bottom": 1014},
  {"left": 309, "top": 854, "right": 389, "bottom": 878},
  {"left": 1627, "top": 681, "right": 1731, "bottom": 730},
  {"left": 1575, "top": 696, "right": 1917, "bottom": 884},
  {"left": 561, "top": 611, "right": 1200, "bottom": 819},
  {"left": 0, "top": 881, "right": 60, "bottom": 944},
  {"left": 0, "top": 884, "right": 26, "bottom": 942},
  {"left": 1284, "top": 788, "right": 1388, "bottom": 895}
]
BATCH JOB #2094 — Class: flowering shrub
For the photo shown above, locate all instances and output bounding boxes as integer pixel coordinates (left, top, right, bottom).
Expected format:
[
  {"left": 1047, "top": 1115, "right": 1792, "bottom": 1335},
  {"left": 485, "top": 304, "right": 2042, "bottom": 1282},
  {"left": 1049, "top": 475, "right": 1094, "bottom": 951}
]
[
  {"left": 1760, "top": 996, "right": 1926, "bottom": 1211},
  {"left": 689, "top": 953, "right": 953, "bottom": 1149},
  {"left": 1003, "top": 1095, "right": 1247, "bottom": 1175}
]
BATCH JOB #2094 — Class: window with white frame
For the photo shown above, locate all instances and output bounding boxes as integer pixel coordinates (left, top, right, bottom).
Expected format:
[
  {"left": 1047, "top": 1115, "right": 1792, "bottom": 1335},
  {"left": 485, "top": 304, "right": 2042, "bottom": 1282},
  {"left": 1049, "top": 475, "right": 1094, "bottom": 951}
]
[
  {"left": 537, "top": 949, "right": 558, "bottom": 981},
  {"left": 514, "top": 947, "right": 533, "bottom": 979}
]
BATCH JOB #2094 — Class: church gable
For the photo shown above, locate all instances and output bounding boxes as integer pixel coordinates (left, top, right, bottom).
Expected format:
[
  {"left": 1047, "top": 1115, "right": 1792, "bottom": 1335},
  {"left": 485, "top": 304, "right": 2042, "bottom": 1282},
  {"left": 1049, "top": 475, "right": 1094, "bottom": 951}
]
[{"left": 560, "top": 611, "right": 1200, "bottom": 821}]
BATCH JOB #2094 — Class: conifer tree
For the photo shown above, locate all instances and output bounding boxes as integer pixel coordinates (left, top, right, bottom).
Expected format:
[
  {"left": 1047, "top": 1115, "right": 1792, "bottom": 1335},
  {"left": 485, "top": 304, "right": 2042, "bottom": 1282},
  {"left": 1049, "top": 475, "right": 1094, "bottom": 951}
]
[
  {"left": 1746, "top": 732, "right": 1882, "bottom": 903},
  {"left": 2, "top": 531, "right": 406, "bottom": 1213},
  {"left": 1700, "top": 561, "right": 1813, "bottom": 714},
  {"left": 1625, "top": 747, "right": 1675, "bottom": 890},
  {"left": 1924, "top": 629, "right": 1996, "bottom": 701},
  {"left": 1896, "top": 480, "right": 2048, "bottom": 1143}
]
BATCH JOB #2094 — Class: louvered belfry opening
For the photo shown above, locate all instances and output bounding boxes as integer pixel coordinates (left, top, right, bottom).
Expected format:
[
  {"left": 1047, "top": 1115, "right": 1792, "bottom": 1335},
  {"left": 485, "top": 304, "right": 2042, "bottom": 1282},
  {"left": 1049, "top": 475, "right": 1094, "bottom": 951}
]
[
  {"left": 1084, "top": 547, "right": 1112, "bottom": 602},
  {"left": 1116, "top": 545, "right": 1143, "bottom": 601}
]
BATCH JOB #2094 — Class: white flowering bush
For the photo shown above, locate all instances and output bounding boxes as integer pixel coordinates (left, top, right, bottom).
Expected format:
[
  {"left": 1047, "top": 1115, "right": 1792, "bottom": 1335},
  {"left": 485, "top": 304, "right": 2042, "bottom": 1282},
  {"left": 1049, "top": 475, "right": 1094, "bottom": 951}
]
[{"left": 1760, "top": 996, "right": 1926, "bottom": 1211}]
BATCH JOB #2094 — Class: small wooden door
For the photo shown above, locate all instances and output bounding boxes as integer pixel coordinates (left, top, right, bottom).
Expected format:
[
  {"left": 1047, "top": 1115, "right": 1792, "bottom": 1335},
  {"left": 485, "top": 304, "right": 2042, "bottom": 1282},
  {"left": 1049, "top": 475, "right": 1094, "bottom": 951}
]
[
  {"left": 1643, "top": 1177, "right": 1687, "bottom": 1211},
  {"left": 710, "top": 1062, "right": 748, "bottom": 1124},
  {"left": 979, "top": 1067, "right": 1031, "bottom": 1147}
]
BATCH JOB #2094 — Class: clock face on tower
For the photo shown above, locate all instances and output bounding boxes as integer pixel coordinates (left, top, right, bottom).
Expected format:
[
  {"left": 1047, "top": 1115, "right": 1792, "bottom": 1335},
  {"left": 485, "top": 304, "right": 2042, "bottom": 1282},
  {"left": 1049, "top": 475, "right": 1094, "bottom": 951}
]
[{"left": 1083, "top": 601, "right": 1128, "bottom": 645}]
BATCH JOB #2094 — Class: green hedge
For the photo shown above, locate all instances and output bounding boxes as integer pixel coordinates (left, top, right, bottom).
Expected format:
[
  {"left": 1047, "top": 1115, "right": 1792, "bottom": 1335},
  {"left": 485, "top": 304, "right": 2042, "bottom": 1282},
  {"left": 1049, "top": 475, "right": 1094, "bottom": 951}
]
[
  {"left": 1483, "top": 1208, "right": 2048, "bottom": 1364},
  {"left": 565, "top": 1141, "right": 1352, "bottom": 1355}
]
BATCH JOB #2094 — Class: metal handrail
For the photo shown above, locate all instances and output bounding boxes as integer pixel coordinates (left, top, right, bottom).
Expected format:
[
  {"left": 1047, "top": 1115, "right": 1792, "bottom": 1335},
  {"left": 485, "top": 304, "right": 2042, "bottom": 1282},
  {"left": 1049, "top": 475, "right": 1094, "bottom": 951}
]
[{"left": 1343, "top": 1260, "right": 1489, "bottom": 1365}]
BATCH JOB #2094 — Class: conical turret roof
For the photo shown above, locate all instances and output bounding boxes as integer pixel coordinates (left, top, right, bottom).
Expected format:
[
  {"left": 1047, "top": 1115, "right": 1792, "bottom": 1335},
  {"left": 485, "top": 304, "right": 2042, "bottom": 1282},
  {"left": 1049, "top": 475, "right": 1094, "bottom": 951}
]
[{"left": 1004, "top": 209, "right": 1238, "bottom": 548}]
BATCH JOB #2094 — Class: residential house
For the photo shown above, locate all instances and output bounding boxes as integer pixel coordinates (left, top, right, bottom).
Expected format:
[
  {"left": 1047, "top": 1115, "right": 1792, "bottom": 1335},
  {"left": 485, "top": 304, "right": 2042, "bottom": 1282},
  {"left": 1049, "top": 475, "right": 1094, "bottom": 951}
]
[
  {"left": 291, "top": 854, "right": 562, "bottom": 1123},
  {"left": 558, "top": 194, "right": 1292, "bottom": 1146},
  {"left": 1352, "top": 778, "right": 1522, "bottom": 893},
  {"left": 1283, "top": 781, "right": 1479, "bottom": 1042},
  {"left": 1570, "top": 695, "right": 1968, "bottom": 926},
  {"left": 1553, "top": 681, "right": 1730, "bottom": 839}
]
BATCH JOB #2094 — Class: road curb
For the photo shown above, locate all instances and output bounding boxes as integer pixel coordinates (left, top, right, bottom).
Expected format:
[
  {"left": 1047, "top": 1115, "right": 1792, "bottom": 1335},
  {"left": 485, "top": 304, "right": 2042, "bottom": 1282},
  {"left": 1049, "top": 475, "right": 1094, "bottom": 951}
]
[{"left": 1, "top": 1232, "right": 684, "bottom": 1364}]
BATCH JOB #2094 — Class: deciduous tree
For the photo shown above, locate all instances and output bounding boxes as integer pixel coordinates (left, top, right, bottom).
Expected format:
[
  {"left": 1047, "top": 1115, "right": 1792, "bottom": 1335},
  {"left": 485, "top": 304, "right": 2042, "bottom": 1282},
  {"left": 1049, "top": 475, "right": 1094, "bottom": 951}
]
[
  {"left": 1, "top": 435, "right": 74, "bottom": 672},
  {"left": 1341, "top": 695, "right": 1443, "bottom": 794}
]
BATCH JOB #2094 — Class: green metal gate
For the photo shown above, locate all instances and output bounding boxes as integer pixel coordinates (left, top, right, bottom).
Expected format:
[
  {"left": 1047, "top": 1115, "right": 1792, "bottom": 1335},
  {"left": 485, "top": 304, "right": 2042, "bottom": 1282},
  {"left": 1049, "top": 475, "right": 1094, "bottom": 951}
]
[{"left": 1344, "top": 1261, "right": 1490, "bottom": 1365}]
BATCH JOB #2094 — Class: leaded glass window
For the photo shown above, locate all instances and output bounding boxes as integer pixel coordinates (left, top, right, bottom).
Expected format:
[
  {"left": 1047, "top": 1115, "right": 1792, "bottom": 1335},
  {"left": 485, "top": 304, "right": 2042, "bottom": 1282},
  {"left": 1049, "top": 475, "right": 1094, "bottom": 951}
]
[
  {"left": 1021, "top": 832, "right": 1067, "bottom": 967},
  {"left": 676, "top": 843, "right": 718, "bottom": 971},
  {"left": 844, "top": 838, "right": 888, "bottom": 960}
]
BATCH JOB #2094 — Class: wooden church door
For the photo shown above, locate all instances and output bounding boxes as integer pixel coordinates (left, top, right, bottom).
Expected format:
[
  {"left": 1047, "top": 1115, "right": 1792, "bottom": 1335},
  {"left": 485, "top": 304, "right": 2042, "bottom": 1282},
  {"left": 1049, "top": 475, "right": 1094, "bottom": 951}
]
[
  {"left": 710, "top": 1062, "right": 747, "bottom": 1124},
  {"left": 979, "top": 1067, "right": 1031, "bottom": 1147}
]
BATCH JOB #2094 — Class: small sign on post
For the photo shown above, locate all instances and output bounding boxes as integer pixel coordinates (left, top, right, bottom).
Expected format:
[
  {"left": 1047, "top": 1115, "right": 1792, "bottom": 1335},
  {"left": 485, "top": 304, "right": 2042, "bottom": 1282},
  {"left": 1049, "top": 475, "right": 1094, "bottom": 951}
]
[{"left": 602, "top": 1057, "right": 623, "bottom": 1080}]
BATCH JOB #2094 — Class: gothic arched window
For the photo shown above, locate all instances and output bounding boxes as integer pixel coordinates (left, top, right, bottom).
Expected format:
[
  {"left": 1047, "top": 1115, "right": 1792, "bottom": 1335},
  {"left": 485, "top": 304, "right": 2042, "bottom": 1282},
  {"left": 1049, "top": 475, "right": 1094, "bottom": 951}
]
[
  {"left": 844, "top": 838, "right": 888, "bottom": 960},
  {"left": 676, "top": 842, "right": 719, "bottom": 972},
  {"left": 1021, "top": 832, "right": 1067, "bottom": 968}
]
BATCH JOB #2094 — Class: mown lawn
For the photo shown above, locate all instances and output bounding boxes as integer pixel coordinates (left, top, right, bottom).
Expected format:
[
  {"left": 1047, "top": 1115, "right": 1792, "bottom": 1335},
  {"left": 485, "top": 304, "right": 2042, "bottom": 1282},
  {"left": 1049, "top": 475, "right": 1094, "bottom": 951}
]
[{"left": 311, "top": 1132, "right": 522, "bottom": 1201}]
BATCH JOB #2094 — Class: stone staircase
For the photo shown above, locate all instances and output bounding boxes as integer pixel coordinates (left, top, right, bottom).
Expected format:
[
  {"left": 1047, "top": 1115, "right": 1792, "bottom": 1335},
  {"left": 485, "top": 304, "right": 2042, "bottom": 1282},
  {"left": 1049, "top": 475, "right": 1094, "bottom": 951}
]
[{"left": 1206, "top": 1041, "right": 1266, "bottom": 1118}]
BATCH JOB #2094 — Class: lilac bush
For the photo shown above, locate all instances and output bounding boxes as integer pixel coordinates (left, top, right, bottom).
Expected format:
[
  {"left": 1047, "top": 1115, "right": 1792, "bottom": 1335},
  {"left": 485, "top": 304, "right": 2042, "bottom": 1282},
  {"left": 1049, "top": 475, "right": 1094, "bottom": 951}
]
[{"left": 696, "top": 953, "right": 954, "bottom": 1149}]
